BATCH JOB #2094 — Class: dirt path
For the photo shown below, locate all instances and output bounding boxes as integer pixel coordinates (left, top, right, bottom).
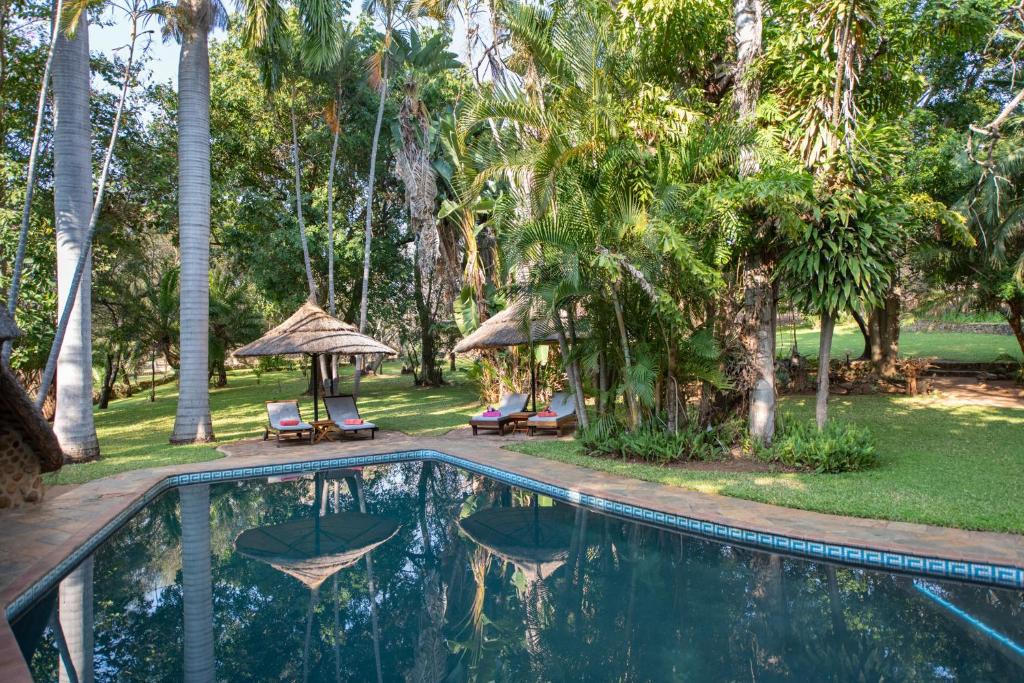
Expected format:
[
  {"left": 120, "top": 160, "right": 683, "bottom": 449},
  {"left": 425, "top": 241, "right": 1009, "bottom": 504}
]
[{"left": 925, "top": 377, "right": 1024, "bottom": 410}]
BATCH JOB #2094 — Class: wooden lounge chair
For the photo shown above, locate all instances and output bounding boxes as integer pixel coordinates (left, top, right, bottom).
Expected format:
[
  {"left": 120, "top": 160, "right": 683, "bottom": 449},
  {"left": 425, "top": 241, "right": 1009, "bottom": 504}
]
[
  {"left": 323, "top": 395, "right": 378, "bottom": 439},
  {"left": 470, "top": 392, "right": 530, "bottom": 436},
  {"left": 263, "top": 400, "right": 314, "bottom": 446},
  {"left": 527, "top": 392, "right": 578, "bottom": 436}
]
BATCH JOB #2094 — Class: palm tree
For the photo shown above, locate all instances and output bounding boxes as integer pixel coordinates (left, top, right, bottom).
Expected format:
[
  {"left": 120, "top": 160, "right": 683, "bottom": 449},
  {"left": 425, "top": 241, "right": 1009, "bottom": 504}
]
[
  {"left": 51, "top": 10, "right": 100, "bottom": 461},
  {"left": 170, "top": 0, "right": 220, "bottom": 443}
]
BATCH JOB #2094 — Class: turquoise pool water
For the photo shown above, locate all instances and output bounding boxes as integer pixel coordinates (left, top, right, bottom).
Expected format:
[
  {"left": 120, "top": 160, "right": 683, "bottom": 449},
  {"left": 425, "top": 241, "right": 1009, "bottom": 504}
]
[{"left": 14, "top": 461, "right": 1024, "bottom": 681}]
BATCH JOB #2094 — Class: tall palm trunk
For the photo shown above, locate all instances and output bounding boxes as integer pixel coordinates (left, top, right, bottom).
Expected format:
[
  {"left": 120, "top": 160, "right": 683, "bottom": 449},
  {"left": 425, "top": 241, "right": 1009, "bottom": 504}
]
[
  {"left": 3, "top": 0, "right": 65, "bottom": 365},
  {"left": 180, "top": 484, "right": 214, "bottom": 682},
  {"left": 171, "top": 0, "right": 215, "bottom": 443},
  {"left": 58, "top": 556, "right": 93, "bottom": 683},
  {"left": 326, "top": 120, "right": 340, "bottom": 391},
  {"left": 51, "top": 12, "right": 99, "bottom": 461},
  {"left": 355, "top": 61, "right": 389, "bottom": 397},
  {"left": 291, "top": 94, "right": 316, "bottom": 301},
  {"left": 733, "top": 0, "right": 775, "bottom": 445}
]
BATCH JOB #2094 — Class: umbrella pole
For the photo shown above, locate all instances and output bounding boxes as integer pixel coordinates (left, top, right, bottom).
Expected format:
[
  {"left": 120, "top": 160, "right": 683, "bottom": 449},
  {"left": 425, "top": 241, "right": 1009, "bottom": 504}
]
[
  {"left": 530, "top": 350, "right": 537, "bottom": 412},
  {"left": 312, "top": 353, "right": 319, "bottom": 422}
]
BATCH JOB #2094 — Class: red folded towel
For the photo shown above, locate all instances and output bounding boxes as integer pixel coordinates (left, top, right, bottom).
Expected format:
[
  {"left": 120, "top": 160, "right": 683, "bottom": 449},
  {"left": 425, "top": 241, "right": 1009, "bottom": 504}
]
[
  {"left": 482, "top": 409, "right": 502, "bottom": 417},
  {"left": 280, "top": 418, "right": 299, "bottom": 426},
  {"left": 538, "top": 410, "right": 557, "bottom": 418},
  {"left": 344, "top": 418, "right": 364, "bottom": 425}
]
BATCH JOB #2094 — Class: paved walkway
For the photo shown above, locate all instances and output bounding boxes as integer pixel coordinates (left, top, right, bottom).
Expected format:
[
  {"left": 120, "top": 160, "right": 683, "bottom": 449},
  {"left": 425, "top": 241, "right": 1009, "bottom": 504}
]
[{"left": 2, "top": 431, "right": 1023, "bottom": 680}]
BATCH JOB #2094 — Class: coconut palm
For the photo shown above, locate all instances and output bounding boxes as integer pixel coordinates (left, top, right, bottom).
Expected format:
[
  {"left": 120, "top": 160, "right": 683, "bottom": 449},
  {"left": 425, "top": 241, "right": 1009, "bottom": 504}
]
[{"left": 50, "top": 10, "right": 100, "bottom": 461}]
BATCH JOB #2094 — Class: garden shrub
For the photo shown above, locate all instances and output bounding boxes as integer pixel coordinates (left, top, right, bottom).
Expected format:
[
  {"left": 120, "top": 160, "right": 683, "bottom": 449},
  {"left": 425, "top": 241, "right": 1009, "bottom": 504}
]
[
  {"left": 766, "top": 418, "right": 877, "bottom": 473},
  {"left": 577, "top": 415, "right": 732, "bottom": 464}
]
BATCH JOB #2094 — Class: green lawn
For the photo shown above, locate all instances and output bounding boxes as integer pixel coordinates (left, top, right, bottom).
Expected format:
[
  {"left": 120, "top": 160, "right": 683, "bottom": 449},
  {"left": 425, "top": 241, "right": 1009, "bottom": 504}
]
[
  {"left": 49, "top": 360, "right": 1024, "bottom": 535},
  {"left": 46, "top": 362, "right": 481, "bottom": 486},
  {"left": 775, "top": 321, "right": 1022, "bottom": 362},
  {"left": 508, "top": 395, "right": 1024, "bottom": 534}
]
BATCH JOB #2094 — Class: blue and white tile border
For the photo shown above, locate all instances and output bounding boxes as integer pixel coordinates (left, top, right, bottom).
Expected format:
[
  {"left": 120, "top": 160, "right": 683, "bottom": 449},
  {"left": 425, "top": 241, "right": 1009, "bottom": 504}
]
[{"left": 7, "top": 448, "right": 1023, "bottom": 621}]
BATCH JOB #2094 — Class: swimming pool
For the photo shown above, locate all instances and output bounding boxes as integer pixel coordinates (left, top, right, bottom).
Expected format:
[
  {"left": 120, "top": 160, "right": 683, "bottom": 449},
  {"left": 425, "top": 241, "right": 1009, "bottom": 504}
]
[{"left": 13, "top": 460, "right": 1024, "bottom": 681}]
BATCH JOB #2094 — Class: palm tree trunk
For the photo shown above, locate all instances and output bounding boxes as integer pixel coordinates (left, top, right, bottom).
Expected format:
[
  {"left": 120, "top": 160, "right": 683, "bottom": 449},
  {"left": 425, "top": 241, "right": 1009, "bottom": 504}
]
[
  {"left": 745, "top": 259, "right": 776, "bottom": 445},
  {"left": 610, "top": 288, "right": 638, "bottom": 428},
  {"left": 180, "top": 484, "right": 214, "bottom": 683},
  {"left": 355, "top": 61, "right": 389, "bottom": 397},
  {"left": 291, "top": 94, "right": 316, "bottom": 301},
  {"left": 50, "top": 11, "right": 99, "bottom": 462},
  {"left": 553, "top": 313, "right": 588, "bottom": 429},
  {"left": 326, "top": 120, "right": 340, "bottom": 394},
  {"left": 816, "top": 311, "right": 835, "bottom": 430},
  {"left": 2, "top": 0, "right": 64, "bottom": 366},
  {"left": 58, "top": 556, "right": 93, "bottom": 683},
  {"left": 171, "top": 2, "right": 215, "bottom": 443}
]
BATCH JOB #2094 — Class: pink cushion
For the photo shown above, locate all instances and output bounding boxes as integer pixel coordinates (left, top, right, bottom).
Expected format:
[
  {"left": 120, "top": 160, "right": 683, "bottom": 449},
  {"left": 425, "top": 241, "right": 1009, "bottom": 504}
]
[
  {"left": 344, "top": 418, "right": 364, "bottom": 425},
  {"left": 538, "top": 410, "right": 557, "bottom": 418},
  {"left": 280, "top": 418, "right": 299, "bottom": 426},
  {"left": 482, "top": 410, "right": 501, "bottom": 417}
]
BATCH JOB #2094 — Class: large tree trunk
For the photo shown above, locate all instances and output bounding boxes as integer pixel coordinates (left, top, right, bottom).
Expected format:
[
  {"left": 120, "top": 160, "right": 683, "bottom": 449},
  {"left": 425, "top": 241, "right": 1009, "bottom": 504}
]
[
  {"left": 733, "top": 0, "right": 775, "bottom": 445},
  {"left": 849, "top": 306, "right": 872, "bottom": 359},
  {"left": 816, "top": 311, "right": 835, "bottom": 430},
  {"left": 355, "top": 63, "right": 389, "bottom": 398},
  {"left": 52, "top": 12, "right": 99, "bottom": 462},
  {"left": 98, "top": 350, "right": 120, "bottom": 410},
  {"left": 171, "top": 2, "right": 215, "bottom": 444},
  {"left": 744, "top": 257, "right": 776, "bottom": 445},
  {"left": 1008, "top": 297, "right": 1024, "bottom": 357},
  {"left": 868, "top": 287, "right": 901, "bottom": 377},
  {"left": 414, "top": 257, "right": 443, "bottom": 386},
  {"left": 180, "top": 484, "right": 214, "bottom": 683}
]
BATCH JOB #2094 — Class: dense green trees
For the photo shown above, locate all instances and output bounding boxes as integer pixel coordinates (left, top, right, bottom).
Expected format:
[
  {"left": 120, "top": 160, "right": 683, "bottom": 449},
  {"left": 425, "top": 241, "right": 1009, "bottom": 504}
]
[{"left": 2, "top": 0, "right": 1023, "bottom": 451}]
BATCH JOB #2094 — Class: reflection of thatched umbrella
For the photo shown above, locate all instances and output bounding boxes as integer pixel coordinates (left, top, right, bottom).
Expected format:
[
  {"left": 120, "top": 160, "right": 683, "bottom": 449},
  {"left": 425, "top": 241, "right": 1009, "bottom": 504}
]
[
  {"left": 234, "top": 512, "right": 400, "bottom": 590},
  {"left": 458, "top": 505, "right": 574, "bottom": 582},
  {"left": 234, "top": 301, "right": 395, "bottom": 420}
]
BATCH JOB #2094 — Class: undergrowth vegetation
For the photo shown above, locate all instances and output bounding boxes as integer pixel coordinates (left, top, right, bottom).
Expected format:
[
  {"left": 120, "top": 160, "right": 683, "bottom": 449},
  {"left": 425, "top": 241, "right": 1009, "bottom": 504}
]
[{"left": 762, "top": 418, "right": 878, "bottom": 473}]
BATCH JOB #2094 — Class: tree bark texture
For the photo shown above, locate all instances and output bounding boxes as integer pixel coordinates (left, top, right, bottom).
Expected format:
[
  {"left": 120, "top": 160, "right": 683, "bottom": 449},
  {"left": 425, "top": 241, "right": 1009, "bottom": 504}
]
[
  {"left": 52, "top": 12, "right": 99, "bottom": 462},
  {"left": 868, "top": 287, "right": 901, "bottom": 377},
  {"left": 816, "top": 311, "right": 835, "bottom": 430},
  {"left": 171, "top": 2, "right": 215, "bottom": 444},
  {"left": 743, "top": 256, "right": 776, "bottom": 445},
  {"left": 181, "top": 484, "right": 214, "bottom": 683}
]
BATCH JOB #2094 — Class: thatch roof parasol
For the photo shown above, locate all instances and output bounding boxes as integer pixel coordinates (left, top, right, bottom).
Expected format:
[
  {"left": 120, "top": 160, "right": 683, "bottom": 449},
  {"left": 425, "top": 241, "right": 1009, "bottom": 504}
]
[
  {"left": 453, "top": 302, "right": 564, "bottom": 353},
  {"left": 458, "top": 505, "right": 575, "bottom": 581},
  {"left": 234, "top": 301, "right": 396, "bottom": 357},
  {"left": 234, "top": 511, "right": 401, "bottom": 590}
]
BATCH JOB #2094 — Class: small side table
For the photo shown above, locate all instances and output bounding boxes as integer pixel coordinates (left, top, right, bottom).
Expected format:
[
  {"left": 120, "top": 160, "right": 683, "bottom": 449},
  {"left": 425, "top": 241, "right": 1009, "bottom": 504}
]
[
  {"left": 506, "top": 411, "right": 536, "bottom": 434},
  {"left": 311, "top": 420, "right": 338, "bottom": 443}
]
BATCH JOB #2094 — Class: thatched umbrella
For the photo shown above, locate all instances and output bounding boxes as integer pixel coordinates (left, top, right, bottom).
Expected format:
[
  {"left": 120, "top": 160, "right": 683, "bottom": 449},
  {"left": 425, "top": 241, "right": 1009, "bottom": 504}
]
[
  {"left": 453, "top": 301, "right": 573, "bottom": 412},
  {"left": 233, "top": 301, "right": 395, "bottom": 421}
]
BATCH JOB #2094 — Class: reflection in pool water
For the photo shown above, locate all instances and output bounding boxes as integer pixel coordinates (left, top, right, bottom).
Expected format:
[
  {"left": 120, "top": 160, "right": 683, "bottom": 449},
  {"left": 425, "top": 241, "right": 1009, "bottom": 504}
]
[{"left": 14, "top": 461, "right": 1024, "bottom": 681}]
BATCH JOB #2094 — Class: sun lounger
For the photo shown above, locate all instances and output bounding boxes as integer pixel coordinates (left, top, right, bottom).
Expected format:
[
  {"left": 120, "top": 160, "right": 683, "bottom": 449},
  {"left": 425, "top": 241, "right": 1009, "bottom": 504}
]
[
  {"left": 470, "top": 392, "right": 530, "bottom": 436},
  {"left": 323, "top": 395, "right": 378, "bottom": 439},
  {"left": 263, "top": 400, "right": 314, "bottom": 446},
  {"left": 527, "top": 392, "right": 578, "bottom": 436}
]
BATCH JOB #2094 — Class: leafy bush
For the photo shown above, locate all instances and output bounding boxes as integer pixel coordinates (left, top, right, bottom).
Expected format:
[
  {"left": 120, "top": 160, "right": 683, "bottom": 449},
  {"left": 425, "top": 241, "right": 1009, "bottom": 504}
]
[
  {"left": 577, "top": 416, "right": 733, "bottom": 464},
  {"left": 766, "top": 418, "right": 877, "bottom": 473}
]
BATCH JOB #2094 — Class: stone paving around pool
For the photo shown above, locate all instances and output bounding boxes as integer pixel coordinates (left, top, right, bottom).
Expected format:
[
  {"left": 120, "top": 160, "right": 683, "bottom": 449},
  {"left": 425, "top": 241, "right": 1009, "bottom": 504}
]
[{"left": 2, "top": 430, "right": 1024, "bottom": 681}]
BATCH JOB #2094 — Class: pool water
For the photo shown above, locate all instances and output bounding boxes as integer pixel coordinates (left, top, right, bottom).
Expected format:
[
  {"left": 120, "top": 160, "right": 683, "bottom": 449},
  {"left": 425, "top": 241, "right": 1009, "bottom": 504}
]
[{"left": 14, "top": 461, "right": 1024, "bottom": 681}]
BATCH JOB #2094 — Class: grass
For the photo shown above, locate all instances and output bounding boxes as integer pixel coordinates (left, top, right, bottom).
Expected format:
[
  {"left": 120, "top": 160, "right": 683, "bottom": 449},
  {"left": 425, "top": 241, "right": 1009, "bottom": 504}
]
[
  {"left": 508, "top": 395, "right": 1024, "bottom": 534},
  {"left": 775, "top": 321, "right": 1023, "bottom": 362},
  {"left": 46, "top": 362, "right": 482, "bottom": 486},
  {"left": 49, "top": 356, "right": 1024, "bottom": 534}
]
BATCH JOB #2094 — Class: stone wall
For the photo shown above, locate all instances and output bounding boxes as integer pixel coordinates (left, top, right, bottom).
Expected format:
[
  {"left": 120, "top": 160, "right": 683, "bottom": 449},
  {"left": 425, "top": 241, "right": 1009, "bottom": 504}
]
[
  {"left": 0, "top": 424, "right": 45, "bottom": 510},
  {"left": 907, "top": 320, "right": 1013, "bottom": 335}
]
